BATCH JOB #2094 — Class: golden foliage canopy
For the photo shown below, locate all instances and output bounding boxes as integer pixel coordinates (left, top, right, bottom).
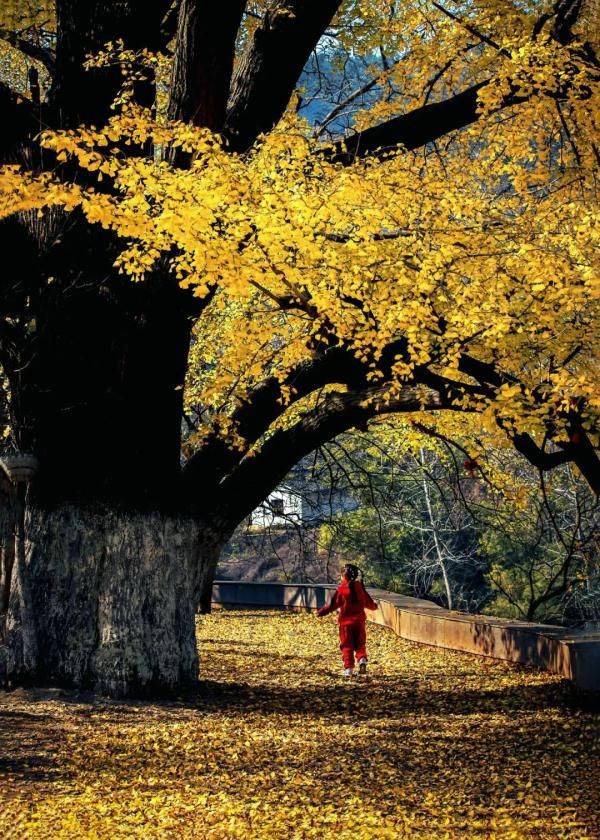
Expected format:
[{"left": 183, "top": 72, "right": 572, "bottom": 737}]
[{"left": 0, "top": 0, "right": 598, "bottom": 470}]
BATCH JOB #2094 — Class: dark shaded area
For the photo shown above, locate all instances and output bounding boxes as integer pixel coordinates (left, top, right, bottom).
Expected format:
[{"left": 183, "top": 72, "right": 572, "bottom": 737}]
[
  {"left": 0, "top": 707, "right": 73, "bottom": 792},
  {"left": 2, "top": 674, "right": 597, "bottom": 829}
]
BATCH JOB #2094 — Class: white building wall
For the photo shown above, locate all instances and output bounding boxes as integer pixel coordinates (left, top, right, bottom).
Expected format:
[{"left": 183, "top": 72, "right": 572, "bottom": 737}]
[{"left": 249, "top": 488, "right": 303, "bottom": 528}]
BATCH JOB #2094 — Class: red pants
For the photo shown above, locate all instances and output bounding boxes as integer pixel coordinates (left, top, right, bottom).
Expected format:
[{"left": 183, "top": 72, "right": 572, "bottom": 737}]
[{"left": 339, "top": 620, "right": 367, "bottom": 669}]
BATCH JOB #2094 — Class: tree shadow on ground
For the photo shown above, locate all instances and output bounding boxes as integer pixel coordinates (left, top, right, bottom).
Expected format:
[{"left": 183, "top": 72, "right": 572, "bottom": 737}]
[
  {"left": 3, "top": 666, "right": 596, "bottom": 723},
  {"left": 3, "top": 680, "right": 597, "bottom": 833},
  {"left": 189, "top": 674, "right": 599, "bottom": 719},
  {"left": 0, "top": 708, "right": 73, "bottom": 791}
]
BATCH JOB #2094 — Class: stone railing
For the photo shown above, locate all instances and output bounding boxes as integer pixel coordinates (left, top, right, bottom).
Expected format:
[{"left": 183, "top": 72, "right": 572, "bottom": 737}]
[{"left": 212, "top": 580, "right": 600, "bottom": 692}]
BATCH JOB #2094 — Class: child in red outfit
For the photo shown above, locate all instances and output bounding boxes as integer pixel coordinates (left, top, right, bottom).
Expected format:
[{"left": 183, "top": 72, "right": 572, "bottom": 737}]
[{"left": 317, "top": 564, "right": 378, "bottom": 676}]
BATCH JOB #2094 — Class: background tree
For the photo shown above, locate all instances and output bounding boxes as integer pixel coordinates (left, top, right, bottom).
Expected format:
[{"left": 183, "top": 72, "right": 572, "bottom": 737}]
[
  {"left": 483, "top": 464, "right": 599, "bottom": 622},
  {"left": 0, "top": 0, "right": 598, "bottom": 696},
  {"left": 315, "top": 424, "right": 599, "bottom": 622}
]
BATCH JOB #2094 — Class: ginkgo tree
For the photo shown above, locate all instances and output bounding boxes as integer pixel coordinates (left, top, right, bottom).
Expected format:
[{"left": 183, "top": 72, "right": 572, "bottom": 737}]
[{"left": 0, "top": 0, "right": 598, "bottom": 696}]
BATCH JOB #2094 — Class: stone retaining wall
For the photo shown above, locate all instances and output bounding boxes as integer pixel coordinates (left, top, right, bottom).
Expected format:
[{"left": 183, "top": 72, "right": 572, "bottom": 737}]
[{"left": 212, "top": 580, "right": 600, "bottom": 692}]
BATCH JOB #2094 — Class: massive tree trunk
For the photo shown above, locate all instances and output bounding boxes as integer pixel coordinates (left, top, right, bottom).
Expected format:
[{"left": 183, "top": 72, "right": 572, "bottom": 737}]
[
  {"left": 0, "top": 208, "right": 225, "bottom": 696},
  {"left": 0, "top": 502, "right": 225, "bottom": 697},
  {"left": 0, "top": 0, "right": 254, "bottom": 698}
]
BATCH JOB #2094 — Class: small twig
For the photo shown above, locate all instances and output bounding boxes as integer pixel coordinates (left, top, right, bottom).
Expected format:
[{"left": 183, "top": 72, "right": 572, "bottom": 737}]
[{"left": 430, "top": 2, "right": 511, "bottom": 58}]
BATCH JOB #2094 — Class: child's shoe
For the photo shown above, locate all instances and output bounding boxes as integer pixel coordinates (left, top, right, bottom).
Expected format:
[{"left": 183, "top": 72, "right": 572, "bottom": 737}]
[
  {"left": 358, "top": 658, "right": 367, "bottom": 674},
  {"left": 343, "top": 668, "right": 354, "bottom": 677}
]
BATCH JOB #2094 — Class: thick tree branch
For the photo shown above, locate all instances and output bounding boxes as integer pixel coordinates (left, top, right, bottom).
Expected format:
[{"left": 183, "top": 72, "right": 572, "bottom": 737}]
[
  {"left": 182, "top": 328, "right": 427, "bottom": 496},
  {"left": 325, "top": 81, "right": 520, "bottom": 163},
  {"left": 458, "top": 353, "right": 600, "bottom": 493},
  {"left": 548, "top": 0, "right": 584, "bottom": 45},
  {"left": 327, "top": 0, "right": 589, "bottom": 163},
  {"left": 0, "top": 29, "right": 56, "bottom": 75},
  {"left": 457, "top": 352, "right": 514, "bottom": 390},
  {"left": 518, "top": 431, "right": 600, "bottom": 497},
  {"left": 511, "top": 434, "right": 573, "bottom": 472},
  {"left": 167, "top": 0, "right": 246, "bottom": 131},
  {"left": 183, "top": 341, "right": 488, "bottom": 519},
  {"left": 224, "top": 0, "right": 343, "bottom": 152},
  {"left": 213, "top": 383, "right": 469, "bottom": 525},
  {"left": 181, "top": 343, "right": 371, "bottom": 495}
]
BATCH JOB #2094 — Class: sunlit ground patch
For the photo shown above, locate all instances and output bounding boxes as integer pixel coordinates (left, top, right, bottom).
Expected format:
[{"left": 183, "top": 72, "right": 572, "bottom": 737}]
[{"left": 0, "top": 610, "right": 598, "bottom": 838}]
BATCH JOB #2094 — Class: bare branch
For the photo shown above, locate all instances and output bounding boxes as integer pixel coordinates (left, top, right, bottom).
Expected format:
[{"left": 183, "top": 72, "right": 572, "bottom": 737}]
[{"left": 313, "top": 58, "right": 401, "bottom": 139}]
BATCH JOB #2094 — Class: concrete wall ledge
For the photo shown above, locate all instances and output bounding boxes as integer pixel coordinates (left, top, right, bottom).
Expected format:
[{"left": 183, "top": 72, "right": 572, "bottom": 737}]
[{"left": 212, "top": 581, "right": 600, "bottom": 692}]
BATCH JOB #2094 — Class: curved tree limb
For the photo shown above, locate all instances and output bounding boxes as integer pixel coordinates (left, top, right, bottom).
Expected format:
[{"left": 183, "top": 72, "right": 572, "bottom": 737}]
[
  {"left": 212, "top": 382, "right": 473, "bottom": 525},
  {"left": 458, "top": 352, "right": 600, "bottom": 494},
  {"left": 181, "top": 342, "right": 371, "bottom": 494},
  {"left": 183, "top": 333, "right": 490, "bottom": 515}
]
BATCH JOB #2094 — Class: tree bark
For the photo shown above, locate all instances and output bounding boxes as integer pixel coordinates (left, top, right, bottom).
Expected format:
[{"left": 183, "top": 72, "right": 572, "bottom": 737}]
[
  {"left": 0, "top": 213, "right": 197, "bottom": 510},
  {"left": 0, "top": 208, "right": 223, "bottom": 696},
  {"left": 0, "top": 474, "right": 17, "bottom": 636},
  {"left": 50, "top": 0, "right": 171, "bottom": 127},
  {"left": 168, "top": 0, "right": 246, "bottom": 131},
  {"left": 224, "top": 0, "right": 342, "bottom": 151},
  {"left": 196, "top": 540, "right": 225, "bottom": 615},
  {"left": 0, "top": 503, "right": 219, "bottom": 697}
]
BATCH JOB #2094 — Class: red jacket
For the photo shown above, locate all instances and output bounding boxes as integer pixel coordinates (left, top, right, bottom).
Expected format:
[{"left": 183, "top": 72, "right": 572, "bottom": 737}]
[{"left": 317, "top": 581, "right": 378, "bottom": 625}]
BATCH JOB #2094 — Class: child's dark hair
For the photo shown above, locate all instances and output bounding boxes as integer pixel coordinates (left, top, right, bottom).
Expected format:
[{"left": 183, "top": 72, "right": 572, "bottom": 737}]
[
  {"left": 342, "top": 563, "right": 360, "bottom": 582},
  {"left": 342, "top": 564, "right": 362, "bottom": 602}
]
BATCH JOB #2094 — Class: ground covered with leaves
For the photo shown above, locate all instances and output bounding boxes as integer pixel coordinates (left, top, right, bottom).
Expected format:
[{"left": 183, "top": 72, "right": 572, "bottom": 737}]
[{"left": 0, "top": 610, "right": 598, "bottom": 839}]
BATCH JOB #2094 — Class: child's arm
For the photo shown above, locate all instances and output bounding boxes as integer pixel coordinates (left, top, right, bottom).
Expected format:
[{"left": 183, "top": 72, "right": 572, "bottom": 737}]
[
  {"left": 317, "top": 589, "right": 339, "bottom": 617},
  {"left": 359, "top": 581, "right": 378, "bottom": 611}
]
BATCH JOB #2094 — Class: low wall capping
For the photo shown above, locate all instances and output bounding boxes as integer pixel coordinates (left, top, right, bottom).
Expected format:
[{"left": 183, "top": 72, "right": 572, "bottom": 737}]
[{"left": 212, "top": 580, "right": 600, "bottom": 692}]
